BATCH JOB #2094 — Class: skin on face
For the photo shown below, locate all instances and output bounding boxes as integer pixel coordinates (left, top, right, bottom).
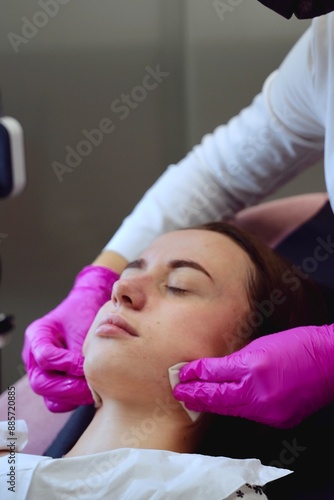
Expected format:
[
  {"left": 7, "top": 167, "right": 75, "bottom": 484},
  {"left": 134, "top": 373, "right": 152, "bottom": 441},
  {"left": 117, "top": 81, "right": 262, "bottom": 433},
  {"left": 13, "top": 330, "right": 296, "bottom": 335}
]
[{"left": 83, "top": 229, "right": 254, "bottom": 403}]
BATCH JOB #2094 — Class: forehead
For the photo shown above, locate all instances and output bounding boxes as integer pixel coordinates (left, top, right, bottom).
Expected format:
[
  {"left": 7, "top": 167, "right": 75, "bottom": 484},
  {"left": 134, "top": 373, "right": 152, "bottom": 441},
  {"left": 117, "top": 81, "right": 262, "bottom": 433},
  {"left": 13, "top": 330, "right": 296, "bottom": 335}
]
[{"left": 141, "top": 229, "right": 253, "bottom": 276}]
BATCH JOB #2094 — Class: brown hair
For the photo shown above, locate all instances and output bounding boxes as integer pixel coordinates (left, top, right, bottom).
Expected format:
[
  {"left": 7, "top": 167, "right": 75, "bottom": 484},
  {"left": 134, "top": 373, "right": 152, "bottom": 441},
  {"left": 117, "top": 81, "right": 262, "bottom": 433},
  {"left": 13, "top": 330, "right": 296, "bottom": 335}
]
[
  {"left": 188, "top": 221, "right": 329, "bottom": 458},
  {"left": 192, "top": 221, "right": 326, "bottom": 350}
]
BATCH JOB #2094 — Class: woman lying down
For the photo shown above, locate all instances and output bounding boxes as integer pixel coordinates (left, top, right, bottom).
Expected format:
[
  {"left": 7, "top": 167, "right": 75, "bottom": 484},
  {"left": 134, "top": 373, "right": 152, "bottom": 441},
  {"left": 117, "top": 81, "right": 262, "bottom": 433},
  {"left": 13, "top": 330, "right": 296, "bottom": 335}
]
[{"left": 0, "top": 222, "right": 325, "bottom": 499}]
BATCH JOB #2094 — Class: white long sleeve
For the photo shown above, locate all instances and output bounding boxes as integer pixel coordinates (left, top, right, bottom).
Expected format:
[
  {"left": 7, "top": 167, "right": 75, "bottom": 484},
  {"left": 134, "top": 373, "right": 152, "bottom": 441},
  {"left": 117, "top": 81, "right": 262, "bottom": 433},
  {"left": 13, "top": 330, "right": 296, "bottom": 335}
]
[{"left": 106, "top": 14, "right": 333, "bottom": 261}]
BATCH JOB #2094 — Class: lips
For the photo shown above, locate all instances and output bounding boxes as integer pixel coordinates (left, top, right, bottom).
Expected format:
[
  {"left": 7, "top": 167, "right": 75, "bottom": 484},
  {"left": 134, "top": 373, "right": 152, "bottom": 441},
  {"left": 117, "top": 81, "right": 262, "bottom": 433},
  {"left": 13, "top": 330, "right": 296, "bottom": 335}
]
[{"left": 94, "top": 313, "right": 139, "bottom": 338}]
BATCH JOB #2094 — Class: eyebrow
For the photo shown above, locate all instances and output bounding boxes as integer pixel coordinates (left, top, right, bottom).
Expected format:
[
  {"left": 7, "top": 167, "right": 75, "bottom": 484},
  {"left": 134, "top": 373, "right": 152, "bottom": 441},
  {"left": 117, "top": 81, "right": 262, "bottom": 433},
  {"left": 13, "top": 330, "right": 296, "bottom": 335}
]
[
  {"left": 124, "top": 259, "right": 145, "bottom": 271},
  {"left": 169, "top": 259, "right": 213, "bottom": 280},
  {"left": 124, "top": 258, "right": 213, "bottom": 280}
]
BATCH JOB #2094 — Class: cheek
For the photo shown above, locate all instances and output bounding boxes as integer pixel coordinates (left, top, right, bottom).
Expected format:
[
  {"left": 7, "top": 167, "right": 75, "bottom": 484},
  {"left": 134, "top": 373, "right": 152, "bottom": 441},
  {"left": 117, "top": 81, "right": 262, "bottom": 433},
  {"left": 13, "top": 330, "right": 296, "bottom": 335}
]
[
  {"left": 82, "top": 304, "right": 111, "bottom": 355},
  {"left": 82, "top": 322, "right": 98, "bottom": 356},
  {"left": 213, "top": 306, "right": 252, "bottom": 354},
  {"left": 163, "top": 312, "right": 222, "bottom": 361},
  {"left": 82, "top": 334, "right": 90, "bottom": 356},
  {"left": 179, "top": 304, "right": 249, "bottom": 359}
]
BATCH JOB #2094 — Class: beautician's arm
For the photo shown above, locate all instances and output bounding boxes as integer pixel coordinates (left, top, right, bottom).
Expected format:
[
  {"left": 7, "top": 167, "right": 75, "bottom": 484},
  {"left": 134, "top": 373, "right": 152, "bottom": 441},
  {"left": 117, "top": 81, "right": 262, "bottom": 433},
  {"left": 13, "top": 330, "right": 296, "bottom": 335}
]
[
  {"left": 22, "top": 15, "right": 328, "bottom": 414},
  {"left": 93, "top": 250, "right": 128, "bottom": 274},
  {"left": 103, "top": 16, "right": 325, "bottom": 263}
]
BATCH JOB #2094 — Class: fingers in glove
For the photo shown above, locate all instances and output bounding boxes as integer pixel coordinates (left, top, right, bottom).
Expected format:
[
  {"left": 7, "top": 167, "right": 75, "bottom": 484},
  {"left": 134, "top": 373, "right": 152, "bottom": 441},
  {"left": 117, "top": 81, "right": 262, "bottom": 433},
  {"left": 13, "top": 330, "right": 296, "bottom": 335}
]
[
  {"left": 28, "top": 364, "right": 92, "bottom": 402},
  {"left": 32, "top": 342, "right": 85, "bottom": 377},
  {"left": 179, "top": 356, "right": 246, "bottom": 383},
  {"left": 173, "top": 380, "right": 246, "bottom": 415},
  {"left": 44, "top": 388, "right": 94, "bottom": 413}
]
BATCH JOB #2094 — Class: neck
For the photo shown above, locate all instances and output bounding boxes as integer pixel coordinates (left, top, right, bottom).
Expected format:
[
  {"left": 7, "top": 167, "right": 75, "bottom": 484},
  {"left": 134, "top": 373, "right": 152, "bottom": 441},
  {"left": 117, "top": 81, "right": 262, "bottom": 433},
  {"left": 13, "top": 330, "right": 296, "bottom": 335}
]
[{"left": 65, "top": 396, "right": 204, "bottom": 458}]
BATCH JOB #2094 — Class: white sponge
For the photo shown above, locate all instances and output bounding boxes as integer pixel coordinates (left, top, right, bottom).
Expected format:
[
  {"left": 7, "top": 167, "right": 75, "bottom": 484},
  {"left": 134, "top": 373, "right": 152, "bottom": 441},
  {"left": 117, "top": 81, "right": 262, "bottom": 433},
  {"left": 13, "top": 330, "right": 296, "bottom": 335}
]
[{"left": 168, "top": 362, "right": 202, "bottom": 422}]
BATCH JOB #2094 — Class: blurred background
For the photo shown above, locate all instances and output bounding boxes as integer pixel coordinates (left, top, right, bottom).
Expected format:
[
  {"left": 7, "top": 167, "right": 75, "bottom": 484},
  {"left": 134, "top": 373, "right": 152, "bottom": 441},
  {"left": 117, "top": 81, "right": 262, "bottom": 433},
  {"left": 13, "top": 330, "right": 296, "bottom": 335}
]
[{"left": 0, "top": 0, "right": 325, "bottom": 389}]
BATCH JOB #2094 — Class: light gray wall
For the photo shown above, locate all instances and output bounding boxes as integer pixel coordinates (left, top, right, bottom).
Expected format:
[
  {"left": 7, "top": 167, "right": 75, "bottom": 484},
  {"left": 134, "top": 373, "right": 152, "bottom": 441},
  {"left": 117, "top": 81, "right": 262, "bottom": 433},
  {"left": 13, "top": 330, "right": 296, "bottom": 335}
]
[{"left": 0, "top": 0, "right": 326, "bottom": 389}]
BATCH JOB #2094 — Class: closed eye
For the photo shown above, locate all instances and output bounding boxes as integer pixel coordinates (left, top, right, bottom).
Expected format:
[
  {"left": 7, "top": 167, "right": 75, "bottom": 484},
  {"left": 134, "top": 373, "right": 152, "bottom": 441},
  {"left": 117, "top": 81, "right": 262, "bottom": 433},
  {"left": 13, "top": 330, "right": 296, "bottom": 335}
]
[{"left": 165, "top": 285, "right": 188, "bottom": 295}]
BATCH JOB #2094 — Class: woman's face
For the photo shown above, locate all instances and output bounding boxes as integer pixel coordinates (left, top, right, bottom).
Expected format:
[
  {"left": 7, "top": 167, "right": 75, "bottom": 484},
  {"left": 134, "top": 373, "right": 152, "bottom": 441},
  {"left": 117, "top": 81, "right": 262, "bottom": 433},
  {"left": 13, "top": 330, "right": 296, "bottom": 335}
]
[{"left": 83, "top": 229, "right": 254, "bottom": 401}]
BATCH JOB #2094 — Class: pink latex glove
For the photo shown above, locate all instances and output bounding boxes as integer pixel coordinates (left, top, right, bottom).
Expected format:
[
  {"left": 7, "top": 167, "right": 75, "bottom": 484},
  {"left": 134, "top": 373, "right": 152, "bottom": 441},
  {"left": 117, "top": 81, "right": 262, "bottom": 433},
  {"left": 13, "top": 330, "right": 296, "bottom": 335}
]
[
  {"left": 173, "top": 325, "right": 334, "bottom": 428},
  {"left": 22, "top": 265, "right": 120, "bottom": 412}
]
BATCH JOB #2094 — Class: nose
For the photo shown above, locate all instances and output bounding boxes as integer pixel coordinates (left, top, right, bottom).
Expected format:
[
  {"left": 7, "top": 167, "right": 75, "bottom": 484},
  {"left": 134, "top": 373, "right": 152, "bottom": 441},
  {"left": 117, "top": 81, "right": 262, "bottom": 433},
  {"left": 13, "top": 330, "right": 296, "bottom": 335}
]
[{"left": 111, "top": 277, "right": 146, "bottom": 310}]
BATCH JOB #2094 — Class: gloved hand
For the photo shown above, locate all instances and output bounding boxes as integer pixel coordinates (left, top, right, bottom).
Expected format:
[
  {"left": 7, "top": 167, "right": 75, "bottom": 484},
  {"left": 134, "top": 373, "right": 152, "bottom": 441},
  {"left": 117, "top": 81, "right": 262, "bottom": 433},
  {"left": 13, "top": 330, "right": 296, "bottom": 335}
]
[
  {"left": 173, "top": 325, "right": 334, "bottom": 428},
  {"left": 22, "top": 265, "right": 120, "bottom": 413}
]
